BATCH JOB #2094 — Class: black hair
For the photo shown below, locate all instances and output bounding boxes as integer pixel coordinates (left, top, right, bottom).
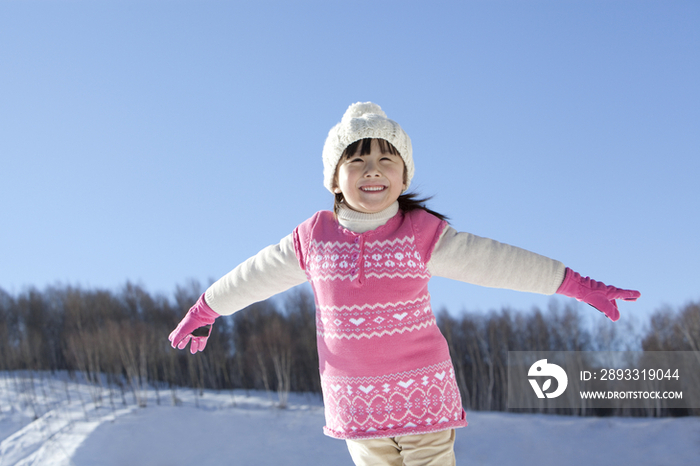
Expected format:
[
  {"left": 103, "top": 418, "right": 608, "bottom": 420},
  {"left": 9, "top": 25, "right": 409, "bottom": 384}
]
[{"left": 332, "top": 138, "right": 448, "bottom": 222}]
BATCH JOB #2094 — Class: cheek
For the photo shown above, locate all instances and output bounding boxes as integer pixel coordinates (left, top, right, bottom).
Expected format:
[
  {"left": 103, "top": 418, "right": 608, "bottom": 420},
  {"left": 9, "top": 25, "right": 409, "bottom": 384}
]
[
  {"left": 334, "top": 168, "right": 349, "bottom": 191},
  {"left": 392, "top": 166, "right": 406, "bottom": 183},
  {"left": 338, "top": 165, "right": 358, "bottom": 182}
]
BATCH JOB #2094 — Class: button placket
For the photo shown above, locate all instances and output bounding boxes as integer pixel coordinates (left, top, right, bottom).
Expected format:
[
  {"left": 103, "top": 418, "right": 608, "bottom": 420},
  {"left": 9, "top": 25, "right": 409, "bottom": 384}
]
[{"left": 351, "top": 236, "right": 364, "bottom": 284}]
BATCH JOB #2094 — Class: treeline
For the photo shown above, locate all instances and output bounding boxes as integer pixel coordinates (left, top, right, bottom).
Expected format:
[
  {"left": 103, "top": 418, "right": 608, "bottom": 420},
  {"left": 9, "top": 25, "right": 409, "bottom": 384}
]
[
  {"left": 0, "top": 283, "right": 698, "bottom": 415},
  {"left": 438, "top": 302, "right": 700, "bottom": 417},
  {"left": 0, "top": 282, "right": 319, "bottom": 408}
]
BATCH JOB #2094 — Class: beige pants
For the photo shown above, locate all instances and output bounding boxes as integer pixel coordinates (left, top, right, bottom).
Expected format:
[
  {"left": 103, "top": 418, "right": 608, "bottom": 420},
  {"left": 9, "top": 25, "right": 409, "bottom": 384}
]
[{"left": 345, "top": 429, "right": 456, "bottom": 466}]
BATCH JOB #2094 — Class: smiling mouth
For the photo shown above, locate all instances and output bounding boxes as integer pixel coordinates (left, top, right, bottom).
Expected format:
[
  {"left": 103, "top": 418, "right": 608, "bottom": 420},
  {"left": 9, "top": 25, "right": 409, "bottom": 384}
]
[{"left": 360, "top": 186, "right": 386, "bottom": 192}]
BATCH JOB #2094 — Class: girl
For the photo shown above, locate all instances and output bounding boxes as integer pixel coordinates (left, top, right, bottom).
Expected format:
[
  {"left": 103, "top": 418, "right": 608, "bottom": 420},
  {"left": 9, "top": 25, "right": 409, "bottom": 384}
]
[{"left": 169, "top": 102, "right": 640, "bottom": 466}]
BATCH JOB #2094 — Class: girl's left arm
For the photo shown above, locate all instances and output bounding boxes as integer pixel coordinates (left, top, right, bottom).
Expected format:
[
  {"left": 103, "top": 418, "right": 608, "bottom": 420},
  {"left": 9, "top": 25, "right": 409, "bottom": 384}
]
[
  {"left": 428, "top": 226, "right": 639, "bottom": 321},
  {"left": 428, "top": 225, "right": 566, "bottom": 294}
]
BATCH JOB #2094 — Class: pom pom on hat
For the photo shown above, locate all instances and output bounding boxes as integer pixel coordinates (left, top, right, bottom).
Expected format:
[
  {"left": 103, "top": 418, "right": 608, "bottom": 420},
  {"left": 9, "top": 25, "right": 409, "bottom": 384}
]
[
  {"left": 341, "top": 102, "right": 387, "bottom": 121},
  {"left": 322, "top": 102, "right": 414, "bottom": 193}
]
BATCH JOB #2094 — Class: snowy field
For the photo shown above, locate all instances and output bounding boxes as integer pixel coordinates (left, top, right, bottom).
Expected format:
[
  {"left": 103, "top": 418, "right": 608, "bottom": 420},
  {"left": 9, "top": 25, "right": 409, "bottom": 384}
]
[{"left": 1, "top": 372, "right": 699, "bottom": 466}]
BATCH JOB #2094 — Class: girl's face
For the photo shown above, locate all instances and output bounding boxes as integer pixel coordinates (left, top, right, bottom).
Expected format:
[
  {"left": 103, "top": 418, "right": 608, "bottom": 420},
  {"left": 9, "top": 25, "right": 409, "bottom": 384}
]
[{"left": 334, "top": 139, "right": 406, "bottom": 214}]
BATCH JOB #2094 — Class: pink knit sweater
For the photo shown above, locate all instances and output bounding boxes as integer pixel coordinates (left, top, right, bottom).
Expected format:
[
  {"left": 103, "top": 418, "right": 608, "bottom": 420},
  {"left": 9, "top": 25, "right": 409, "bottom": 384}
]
[{"left": 293, "top": 208, "right": 467, "bottom": 440}]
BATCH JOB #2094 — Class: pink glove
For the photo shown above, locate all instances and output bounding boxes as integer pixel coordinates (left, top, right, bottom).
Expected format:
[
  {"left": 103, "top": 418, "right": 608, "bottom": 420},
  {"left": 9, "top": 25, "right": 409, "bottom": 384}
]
[
  {"left": 556, "top": 268, "right": 640, "bottom": 322},
  {"left": 168, "top": 293, "right": 219, "bottom": 354}
]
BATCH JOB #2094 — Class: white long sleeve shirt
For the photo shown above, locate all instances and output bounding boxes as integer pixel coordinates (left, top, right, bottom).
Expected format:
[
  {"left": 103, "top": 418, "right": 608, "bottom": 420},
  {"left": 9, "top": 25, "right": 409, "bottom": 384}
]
[{"left": 205, "top": 202, "right": 565, "bottom": 315}]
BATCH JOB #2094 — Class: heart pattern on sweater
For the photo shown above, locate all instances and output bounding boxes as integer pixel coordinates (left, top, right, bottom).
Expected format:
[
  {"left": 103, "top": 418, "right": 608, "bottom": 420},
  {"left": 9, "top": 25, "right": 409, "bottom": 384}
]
[
  {"left": 398, "top": 379, "right": 415, "bottom": 389},
  {"left": 321, "top": 360, "right": 464, "bottom": 438},
  {"left": 349, "top": 318, "right": 365, "bottom": 326}
]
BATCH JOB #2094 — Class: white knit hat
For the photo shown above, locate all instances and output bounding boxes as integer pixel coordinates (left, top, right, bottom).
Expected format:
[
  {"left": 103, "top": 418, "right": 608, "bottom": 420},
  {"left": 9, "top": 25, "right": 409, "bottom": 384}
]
[{"left": 322, "top": 102, "right": 414, "bottom": 193}]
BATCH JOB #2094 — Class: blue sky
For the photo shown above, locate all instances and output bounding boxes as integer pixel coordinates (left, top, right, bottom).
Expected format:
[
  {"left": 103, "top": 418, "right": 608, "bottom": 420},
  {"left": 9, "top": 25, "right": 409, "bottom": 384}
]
[{"left": 1, "top": 1, "right": 698, "bottom": 325}]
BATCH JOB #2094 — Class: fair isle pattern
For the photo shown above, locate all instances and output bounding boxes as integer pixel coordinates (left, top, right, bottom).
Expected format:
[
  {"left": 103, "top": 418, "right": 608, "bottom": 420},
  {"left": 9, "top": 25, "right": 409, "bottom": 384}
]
[
  {"left": 321, "top": 361, "right": 465, "bottom": 439},
  {"left": 363, "top": 236, "right": 430, "bottom": 280},
  {"left": 316, "top": 295, "right": 430, "bottom": 313},
  {"left": 305, "top": 235, "right": 431, "bottom": 284},
  {"left": 317, "top": 320, "right": 434, "bottom": 340},
  {"left": 306, "top": 239, "right": 357, "bottom": 282},
  {"left": 316, "top": 293, "right": 437, "bottom": 340},
  {"left": 363, "top": 236, "right": 430, "bottom": 279},
  {"left": 293, "top": 209, "right": 468, "bottom": 440}
]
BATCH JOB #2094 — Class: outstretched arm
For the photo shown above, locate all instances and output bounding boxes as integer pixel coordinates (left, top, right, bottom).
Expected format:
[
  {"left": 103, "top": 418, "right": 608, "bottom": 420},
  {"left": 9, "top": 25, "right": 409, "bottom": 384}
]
[
  {"left": 428, "top": 226, "right": 640, "bottom": 320},
  {"left": 169, "top": 233, "right": 307, "bottom": 353},
  {"left": 204, "top": 233, "right": 308, "bottom": 315},
  {"left": 428, "top": 225, "right": 566, "bottom": 294}
]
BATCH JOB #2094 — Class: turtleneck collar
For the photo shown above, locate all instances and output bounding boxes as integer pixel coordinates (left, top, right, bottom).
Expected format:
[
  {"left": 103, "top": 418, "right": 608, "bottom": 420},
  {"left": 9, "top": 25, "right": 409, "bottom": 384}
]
[{"left": 336, "top": 201, "right": 400, "bottom": 234}]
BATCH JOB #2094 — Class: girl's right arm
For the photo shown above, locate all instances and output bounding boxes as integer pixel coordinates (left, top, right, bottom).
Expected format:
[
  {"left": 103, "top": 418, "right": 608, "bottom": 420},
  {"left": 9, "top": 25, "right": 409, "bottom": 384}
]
[
  {"left": 169, "top": 233, "right": 307, "bottom": 353},
  {"left": 204, "top": 232, "right": 308, "bottom": 315}
]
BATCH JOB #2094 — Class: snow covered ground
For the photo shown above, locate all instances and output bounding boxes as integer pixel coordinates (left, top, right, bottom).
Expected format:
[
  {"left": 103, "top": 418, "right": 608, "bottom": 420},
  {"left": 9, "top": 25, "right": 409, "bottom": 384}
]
[{"left": 1, "top": 372, "right": 698, "bottom": 465}]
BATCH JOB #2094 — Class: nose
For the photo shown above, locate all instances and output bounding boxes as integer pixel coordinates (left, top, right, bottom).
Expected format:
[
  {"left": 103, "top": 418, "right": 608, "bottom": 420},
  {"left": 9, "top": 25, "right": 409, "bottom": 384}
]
[{"left": 364, "top": 159, "right": 381, "bottom": 177}]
